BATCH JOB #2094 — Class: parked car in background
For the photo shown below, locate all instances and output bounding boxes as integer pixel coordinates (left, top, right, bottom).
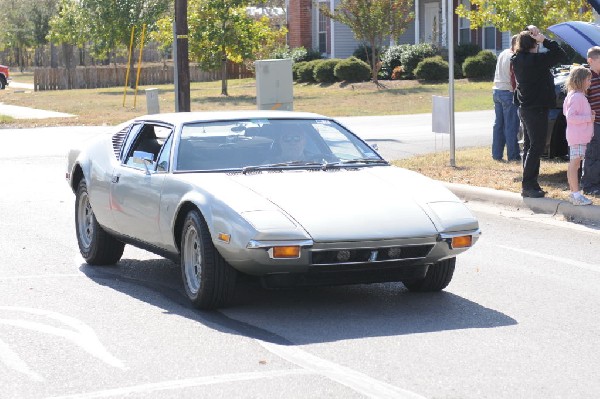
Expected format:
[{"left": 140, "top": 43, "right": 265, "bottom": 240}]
[
  {"left": 543, "top": 21, "right": 600, "bottom": 159},
  {"left": 542, "top": 67, "right": 570, "bottom": 159},
  {"left": 65, "top": 111, "right": 480, "bottom": 309},
  {"left": 0, "top": 64, "right": 9, "bottom": 89}
]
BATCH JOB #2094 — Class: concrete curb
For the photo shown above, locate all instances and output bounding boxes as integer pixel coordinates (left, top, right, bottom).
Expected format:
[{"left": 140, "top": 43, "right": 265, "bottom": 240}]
[{"left": 445, "top": 182, "right": 600, "bottom": 224}]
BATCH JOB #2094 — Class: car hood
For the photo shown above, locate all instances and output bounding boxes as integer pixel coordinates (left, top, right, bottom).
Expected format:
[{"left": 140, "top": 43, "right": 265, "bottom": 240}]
[
  {"left": 548, "top": 21, "right": 600, "bottom": 59},
  {"left": 227, "top": 166, "right": 461, "bottom": 241}
]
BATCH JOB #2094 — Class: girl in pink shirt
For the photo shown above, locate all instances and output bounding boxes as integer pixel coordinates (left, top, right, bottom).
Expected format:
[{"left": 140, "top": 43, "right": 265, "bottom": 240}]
[{"left": 563, "top": 66, "right": 595, "bottom": 205}]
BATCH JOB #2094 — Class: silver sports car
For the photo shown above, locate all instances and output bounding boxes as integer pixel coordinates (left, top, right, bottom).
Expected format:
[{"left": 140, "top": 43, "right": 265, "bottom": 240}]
[{"left": 66, "top": 111, "right": 480, "bottom": 309}]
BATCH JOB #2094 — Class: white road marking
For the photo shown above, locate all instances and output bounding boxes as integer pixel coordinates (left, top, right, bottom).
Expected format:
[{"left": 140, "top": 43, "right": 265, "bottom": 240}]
[
  {"left": 0, "top": 306, "right": 126, "bottom": 382},
  {"left": 46, "top": 369, "right": 313, "bottom": 398},
  {"left": 498, "top": 244, "right": 600, "bottom": 273},
  {"left": 259, "top": 341, "right": 427, "bottom": 399},
  {"left": 0, "top": 337, "right": 44, "bottom": 381}
]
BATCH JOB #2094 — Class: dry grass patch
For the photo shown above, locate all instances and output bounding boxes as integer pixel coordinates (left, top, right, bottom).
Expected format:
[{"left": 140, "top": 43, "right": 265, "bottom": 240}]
[
  {"left": 393, "top": 147, "right": 598, "bottom": 204},
  {"left": 1, "top": 74, "right": 492, "bottom": 127}
]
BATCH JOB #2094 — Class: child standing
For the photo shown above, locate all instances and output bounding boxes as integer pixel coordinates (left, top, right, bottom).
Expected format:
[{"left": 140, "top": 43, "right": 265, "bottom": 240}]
[{"left": 563, "top": 66, "right": 595, "bottom": 205}]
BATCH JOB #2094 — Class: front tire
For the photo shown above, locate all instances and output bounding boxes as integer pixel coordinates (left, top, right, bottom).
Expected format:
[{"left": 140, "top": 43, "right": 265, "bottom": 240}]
[
  {"left": 75, "top": 180, "right": 124, "bottom": 265},
  {"left": 180, "top": 210, "right": 237, "bottom": 309},
  {"left": 403, "top": 257, "right": 456, "bottom": 292},
  {"left": 0, "top": 77, "right": 5, "bottom": 90}
]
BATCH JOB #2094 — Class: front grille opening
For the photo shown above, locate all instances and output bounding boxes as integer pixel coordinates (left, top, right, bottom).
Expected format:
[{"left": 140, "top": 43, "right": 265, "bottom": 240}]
[{"left": 311, "top": 244, "right": 433, "bottom": 265}]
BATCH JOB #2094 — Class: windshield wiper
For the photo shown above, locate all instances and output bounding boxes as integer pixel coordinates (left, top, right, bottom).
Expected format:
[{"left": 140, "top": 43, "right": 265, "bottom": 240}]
[
  {"left": 321, "top": 158, "right": 388, "bottom": 170},
  {"left": 242, "top": 161, "right": 324, "bottom": 174}
]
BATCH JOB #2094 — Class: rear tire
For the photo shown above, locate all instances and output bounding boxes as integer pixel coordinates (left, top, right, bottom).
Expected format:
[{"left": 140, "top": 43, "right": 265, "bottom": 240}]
[
  {"left": 75, "top": 180, "right": 125, "bottom": 265},
  {"left": 0, "top": 77, "right": 6, "bottom": 90},
  {"left": 180, "top": 210, "right": 237, "bottom": 309},
  {"left": 403, "top": 257, "right": 456, "bottom": 292}
]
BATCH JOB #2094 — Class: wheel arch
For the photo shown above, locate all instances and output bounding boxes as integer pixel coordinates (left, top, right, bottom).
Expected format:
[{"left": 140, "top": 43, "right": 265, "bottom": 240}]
[
  {"left": 70, "top": 164, "right": 85, "bottom": 193},
  {"left": 173, "top": 201, "right": 202, "bottom": 253}
]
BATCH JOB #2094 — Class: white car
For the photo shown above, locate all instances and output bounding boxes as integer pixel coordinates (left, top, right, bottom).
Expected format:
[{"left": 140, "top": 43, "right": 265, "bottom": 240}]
[{"left": 66, "top": 110, "right": 480, "bottom": 309}]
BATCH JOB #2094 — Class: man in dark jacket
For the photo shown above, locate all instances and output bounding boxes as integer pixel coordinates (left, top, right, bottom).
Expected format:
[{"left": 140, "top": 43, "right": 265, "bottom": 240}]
[{"left": 511, "top": 27, "right": 566, "bottom": 197}]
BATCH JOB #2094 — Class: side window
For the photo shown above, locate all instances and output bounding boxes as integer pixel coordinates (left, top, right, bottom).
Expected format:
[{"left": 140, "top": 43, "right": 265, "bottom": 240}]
[
  {"left": 124, "top": 124, "right": 173, "bottom": 171},
  {"left": 156, "top": 134, "right": 173, "bottom": 172}
]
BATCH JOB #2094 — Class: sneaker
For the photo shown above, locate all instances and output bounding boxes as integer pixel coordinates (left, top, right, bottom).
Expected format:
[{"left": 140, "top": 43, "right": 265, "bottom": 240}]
[{"left": 569, "top": 193, "right": 592, "bottom": 206}]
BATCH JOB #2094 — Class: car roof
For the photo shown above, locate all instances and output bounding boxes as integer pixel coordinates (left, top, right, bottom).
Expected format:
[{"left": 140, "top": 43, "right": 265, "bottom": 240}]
[{"left": 130, "top": 110, "right": 331, "bottom": 126}]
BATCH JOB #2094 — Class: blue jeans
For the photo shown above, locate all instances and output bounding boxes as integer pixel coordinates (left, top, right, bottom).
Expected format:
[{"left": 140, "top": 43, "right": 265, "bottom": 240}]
[{"left": 492, "top": 89, "right": 521, "bottom": 160}]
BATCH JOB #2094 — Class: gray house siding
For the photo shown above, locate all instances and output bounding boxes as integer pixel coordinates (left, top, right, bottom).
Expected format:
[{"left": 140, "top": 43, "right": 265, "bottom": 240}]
[
  {"left": 398, "top": 20, "right": 416, "bottom": 45},
  {"left": 333, "top": 21, "right": 360, "bottom": 58}
]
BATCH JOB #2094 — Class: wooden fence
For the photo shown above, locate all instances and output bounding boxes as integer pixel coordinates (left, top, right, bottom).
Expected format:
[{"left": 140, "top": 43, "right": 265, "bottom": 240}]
[{"left": 33, "top": 63, "right": 254, "bottom": 91}]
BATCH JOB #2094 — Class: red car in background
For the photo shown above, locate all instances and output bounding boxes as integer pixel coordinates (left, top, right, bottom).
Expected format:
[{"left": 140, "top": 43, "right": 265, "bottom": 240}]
[{"left": 0, "top": 64, "right": 9, "bottom": 89}]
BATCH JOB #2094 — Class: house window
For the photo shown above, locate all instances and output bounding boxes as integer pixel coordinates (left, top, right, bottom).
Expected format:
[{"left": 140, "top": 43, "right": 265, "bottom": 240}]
[
  {"left": 484, "top": 26, "right": 496, "bottom": 50},
  {"left": 318, "top": 1, "right": 329, "bottom": 53},
  {"left": 458, "top": 0, "right": 471, "bottom": 44}
]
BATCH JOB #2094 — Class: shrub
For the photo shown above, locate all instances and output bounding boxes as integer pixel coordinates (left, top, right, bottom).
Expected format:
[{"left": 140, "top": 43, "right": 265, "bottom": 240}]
[
  {"left": 453, "top": 62, "right": 464, "bottom": 79},
  {"left": 455, "top": 43, "right": 481, "bottom": 66},
  {"left": 414, "top": 56, "right": 448, "bottom": 81},
  {"left": 462, "top": 50, "right": 497, "bottom": 80},
  {"left": 301, "top": 48, "right": 325, "bottom": 62},
  {"left": 314, "top": 59, "right": 341, "bottom": 83},
  {"left": 292, "top": 61, "right": 307, "bottom": 81},
  {"left": 380, "top": 44, "right": 411, "bottom": 79},
  {"left": 400, "top": 43, "right": 440, "bottom": 77},
  {"left": 334, "top": 57, "right": 371, "bottom": 82},
  {"left": 293, "top": 60, "right": 323, "bottom": 83},
  {"left": 391, "top": 66, "right": 404, "bottom": 80},
  {"left": 353, "top": 44, "right": 380, "bottom": 65}
]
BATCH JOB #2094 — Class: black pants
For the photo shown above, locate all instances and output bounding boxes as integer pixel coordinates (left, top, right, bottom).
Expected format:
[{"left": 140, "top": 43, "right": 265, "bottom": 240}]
[{"left": 519, "top": 107, "right": 549, "bottom": 190}]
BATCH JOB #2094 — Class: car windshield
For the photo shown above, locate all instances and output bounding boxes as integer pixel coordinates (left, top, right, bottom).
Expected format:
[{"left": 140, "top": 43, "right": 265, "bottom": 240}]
[{"left": 175, "top": 118, "right": 385, "bottom": 172}]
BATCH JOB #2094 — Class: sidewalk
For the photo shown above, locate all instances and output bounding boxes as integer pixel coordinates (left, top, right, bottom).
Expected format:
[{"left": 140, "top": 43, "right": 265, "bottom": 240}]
[
  {"left": 0, "top": 103, "right": 74, "bottom": 119},
  {"left": 446, "top": 182, "right": 600, "bottom": 225},
  {"left": 1, "top": 81, "right": 74, "bottom": 119}
]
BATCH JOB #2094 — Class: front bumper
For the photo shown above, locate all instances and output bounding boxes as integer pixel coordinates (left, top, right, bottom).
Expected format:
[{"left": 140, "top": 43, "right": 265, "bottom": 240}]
[{"left": 226, "top": 229, "right": 481, "bottom": 283}]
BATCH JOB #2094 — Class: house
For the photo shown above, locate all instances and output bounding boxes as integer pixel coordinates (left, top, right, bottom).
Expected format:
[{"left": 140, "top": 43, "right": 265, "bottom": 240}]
[{"left": 287, "top": 0, "right": 511, "bottom": 57}]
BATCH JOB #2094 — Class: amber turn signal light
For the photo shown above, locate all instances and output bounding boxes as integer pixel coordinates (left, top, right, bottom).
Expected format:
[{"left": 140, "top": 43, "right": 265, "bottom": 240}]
[
  {"left": 451, "top": 235, "right": 472, "bottom": 249},
  {"left": 272, "top": 246, "right": 301, "bottom": 258}
]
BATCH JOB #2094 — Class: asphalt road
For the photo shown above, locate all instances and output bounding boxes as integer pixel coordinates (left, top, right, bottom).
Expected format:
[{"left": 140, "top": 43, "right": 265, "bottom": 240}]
[
  {"left": 1, "top": 127, "right": 600, "bottom": 398},
  {"left": 0, "top": 109, "right": 493, "bottom": 161}
]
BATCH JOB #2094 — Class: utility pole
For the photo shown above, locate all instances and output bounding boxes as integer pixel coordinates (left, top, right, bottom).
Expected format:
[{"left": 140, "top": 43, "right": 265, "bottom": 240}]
[{"left": 174, "top": 0, "right": 190, "bottom": 112}]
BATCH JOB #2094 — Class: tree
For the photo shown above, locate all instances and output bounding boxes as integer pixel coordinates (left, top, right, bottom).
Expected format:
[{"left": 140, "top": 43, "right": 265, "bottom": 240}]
[
  {"left": 455, "top": 0, "right": 594, "bottom": 34},
  {"left": 48, "top": 0, "right": 89, "bottom": 67},
  {"left": 0, "top": 0, "right": 43, "bottom": 69},
  {"left": 48, "top": 0, "right": 170, "bottom": 66},
  {"left": 320, "top": 0, "right": 415, "bottom": 83},
  {"left": 153, "top": 0, "right": 286, "bottom": 96}
]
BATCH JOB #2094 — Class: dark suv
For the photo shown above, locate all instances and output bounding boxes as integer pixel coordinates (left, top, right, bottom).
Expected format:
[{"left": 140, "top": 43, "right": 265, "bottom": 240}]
[{"left": 544, "top": 68, "right": 570, "bottom": 159}]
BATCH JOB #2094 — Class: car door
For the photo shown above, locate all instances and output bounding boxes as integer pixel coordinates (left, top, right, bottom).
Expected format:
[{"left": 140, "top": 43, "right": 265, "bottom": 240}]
[{"left": 109, "top": 123, "right": 174, "bottom": 247}]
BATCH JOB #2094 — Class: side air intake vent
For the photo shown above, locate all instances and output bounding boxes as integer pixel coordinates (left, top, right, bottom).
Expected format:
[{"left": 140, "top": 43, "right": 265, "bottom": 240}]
[{"left": 111, "top": 126, "right": 129, "bottom": 159}]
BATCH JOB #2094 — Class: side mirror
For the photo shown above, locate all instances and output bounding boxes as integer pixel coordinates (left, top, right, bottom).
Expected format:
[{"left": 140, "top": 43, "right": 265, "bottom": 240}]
[{"left": 132, "top": 151, "right": 154, "bottom": 174}]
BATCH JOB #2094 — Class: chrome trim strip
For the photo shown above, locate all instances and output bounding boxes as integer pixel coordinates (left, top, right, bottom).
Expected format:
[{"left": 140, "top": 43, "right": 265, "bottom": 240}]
[
  {"left": 310, "top": 242, "right": 436, "bottom": 252},
  {"left": 439, "top": 229, "right": 481, "bottom": 240},
  {"left": 247, "top": 239, "right": 314, "bottom": 249}
]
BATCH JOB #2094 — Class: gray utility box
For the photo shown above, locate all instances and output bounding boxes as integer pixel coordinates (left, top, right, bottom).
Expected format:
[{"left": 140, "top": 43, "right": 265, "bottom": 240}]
[
  {"left": 255, "top": 59, "right": 293, "bottom": 111},
  {"left": 145, "top": 88, "right": 160, "bottom": 114}
]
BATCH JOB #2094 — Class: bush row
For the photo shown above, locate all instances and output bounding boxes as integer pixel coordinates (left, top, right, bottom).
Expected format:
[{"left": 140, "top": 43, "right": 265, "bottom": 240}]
[
  {"left": 292, "top": 57, "right": 371, "bottom": 83},
  {"left": 273, "top": 43, "right": 498, "bottom": 83},
  {"left": 274, "top": 40, "right": 577, "bottom": 83}
]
